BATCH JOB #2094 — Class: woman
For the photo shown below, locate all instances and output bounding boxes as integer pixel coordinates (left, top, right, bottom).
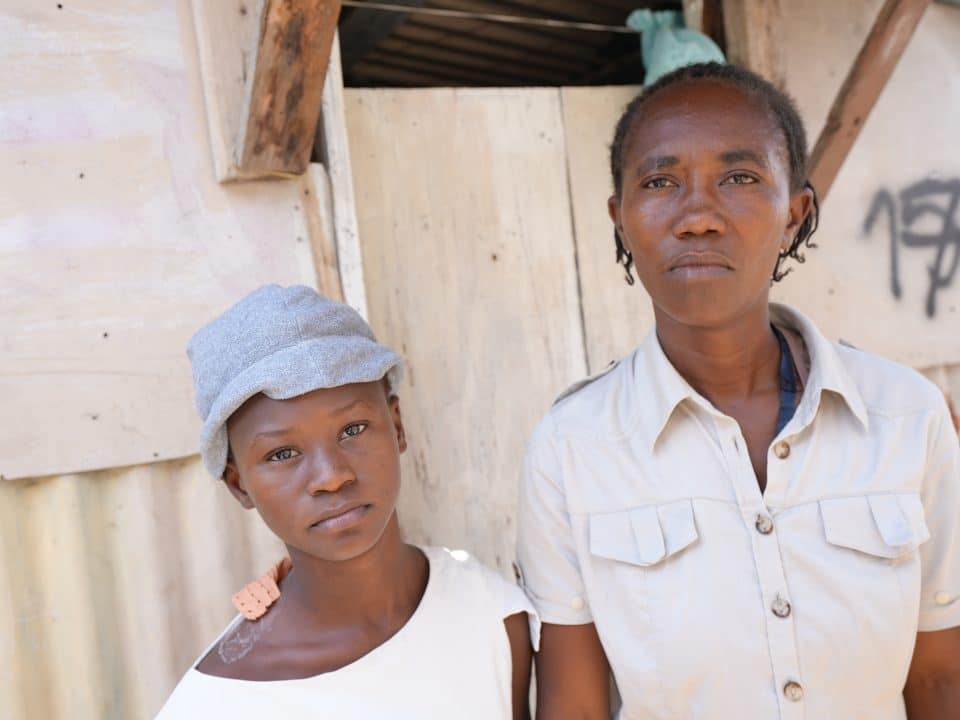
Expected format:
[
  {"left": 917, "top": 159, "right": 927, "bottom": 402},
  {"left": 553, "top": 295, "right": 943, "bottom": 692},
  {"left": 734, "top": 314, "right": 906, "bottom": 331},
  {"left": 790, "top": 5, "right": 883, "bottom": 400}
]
[
  {"left": 158, "top": 285, "right": 535, "bottom": 718},
  {"left": 517, "top": 63, "right": 960, "bottom": 719}
]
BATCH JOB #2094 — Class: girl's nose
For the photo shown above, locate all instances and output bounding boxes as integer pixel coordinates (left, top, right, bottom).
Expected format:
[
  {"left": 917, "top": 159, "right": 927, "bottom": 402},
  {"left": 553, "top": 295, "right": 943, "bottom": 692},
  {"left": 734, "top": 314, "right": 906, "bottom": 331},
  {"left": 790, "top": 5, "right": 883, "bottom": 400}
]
[{"left": 305, "top": 449, "right": 356, "bottom": 495}]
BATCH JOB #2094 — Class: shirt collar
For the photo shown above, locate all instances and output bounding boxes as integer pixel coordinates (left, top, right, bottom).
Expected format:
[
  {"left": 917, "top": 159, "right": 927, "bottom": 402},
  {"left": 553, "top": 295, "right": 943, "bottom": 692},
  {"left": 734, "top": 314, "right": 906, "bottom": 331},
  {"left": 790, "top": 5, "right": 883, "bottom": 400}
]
[{"left": 633, "top": 303, "right": 869, "bottom": 450}]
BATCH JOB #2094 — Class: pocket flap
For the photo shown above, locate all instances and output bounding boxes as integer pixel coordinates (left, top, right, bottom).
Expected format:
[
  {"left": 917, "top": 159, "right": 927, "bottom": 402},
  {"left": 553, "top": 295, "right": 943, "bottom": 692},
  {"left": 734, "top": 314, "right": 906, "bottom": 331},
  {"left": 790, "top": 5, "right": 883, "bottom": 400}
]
[
  {"left": 820, "top": 493, "right": 930, "bottom": 559},
  {"left": 590, "top": 499, "right": 698, "bottom": 566}
]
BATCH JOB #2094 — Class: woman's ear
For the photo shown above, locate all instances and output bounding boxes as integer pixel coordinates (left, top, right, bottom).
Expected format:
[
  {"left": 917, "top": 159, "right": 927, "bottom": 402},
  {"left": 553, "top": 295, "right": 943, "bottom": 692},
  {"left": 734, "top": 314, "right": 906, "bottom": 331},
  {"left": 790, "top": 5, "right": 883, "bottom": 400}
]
[
  {"left": 389, "top": 396, "right": 407, "bottom": 453},
  {"left": 223, "top": 460, "right": 255, "bottom": 509},
  {"left": 783, "top": 185, "right": 814, "bottom": 249},
  {"left": 608, "top": 194, "right": 623, "bottom": 238}
]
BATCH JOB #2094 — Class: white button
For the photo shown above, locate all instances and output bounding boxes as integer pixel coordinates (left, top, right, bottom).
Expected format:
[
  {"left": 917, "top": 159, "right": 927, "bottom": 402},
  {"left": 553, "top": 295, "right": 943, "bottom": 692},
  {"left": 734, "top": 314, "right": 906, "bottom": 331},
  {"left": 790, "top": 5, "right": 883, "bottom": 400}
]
[
  {"left": 935, "top": 591, "right": 952, "bottom": 606},
  {"left": 571, "top": 596, "right": 585, "bottom": 610},
  {"left": 755, "top": 514, "right": 774, "bottom": 535},
  {"left": 772, "top": 594, "right": 792, "bottom": 618},
  {"left": 783, "top": 681, "right": 804, "bottom": 701}
]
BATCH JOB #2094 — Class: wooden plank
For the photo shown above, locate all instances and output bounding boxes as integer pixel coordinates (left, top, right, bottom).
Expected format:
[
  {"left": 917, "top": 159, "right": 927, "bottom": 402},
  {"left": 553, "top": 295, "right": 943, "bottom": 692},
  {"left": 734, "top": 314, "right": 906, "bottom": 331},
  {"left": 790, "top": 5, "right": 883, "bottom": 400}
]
[
  {"left": 319, "top": 33, "right": 369, "bottom": 316},
  {"left": 191, "top": 0, "right": 262, "bottom": 182},
  {"left": 560, "top": 85, "right": 653, "bottom": 373},
  {"left": 345, "top": 86, "right": 587, "bottom": 573},
  {"left": 808, "top": 0, "right": 931, "bottom": 199},
  {"left": 236, "top": 0, "right": 343, "bottom": 176},
  {"left": 722, "top": 0, "right": 783, "bottom": 85}
]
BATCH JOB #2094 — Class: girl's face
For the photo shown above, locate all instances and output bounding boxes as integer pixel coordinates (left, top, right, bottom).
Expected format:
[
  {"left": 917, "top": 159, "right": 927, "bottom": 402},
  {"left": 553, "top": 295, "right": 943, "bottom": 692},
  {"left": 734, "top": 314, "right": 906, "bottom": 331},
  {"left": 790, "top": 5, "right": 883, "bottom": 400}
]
[
  {"left": 223, "top": 381, "right": 406, "bottom": 563},
  {"left": 608, "top": 80, "right": 812, "bottom": 329}
]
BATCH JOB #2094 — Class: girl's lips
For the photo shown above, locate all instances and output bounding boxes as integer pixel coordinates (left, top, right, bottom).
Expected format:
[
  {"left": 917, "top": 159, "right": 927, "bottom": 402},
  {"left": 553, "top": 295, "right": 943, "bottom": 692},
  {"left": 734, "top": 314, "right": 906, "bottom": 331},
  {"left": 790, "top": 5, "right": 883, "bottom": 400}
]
[{"left": 309, "top": 503, "right": 371, "bottom": 532}]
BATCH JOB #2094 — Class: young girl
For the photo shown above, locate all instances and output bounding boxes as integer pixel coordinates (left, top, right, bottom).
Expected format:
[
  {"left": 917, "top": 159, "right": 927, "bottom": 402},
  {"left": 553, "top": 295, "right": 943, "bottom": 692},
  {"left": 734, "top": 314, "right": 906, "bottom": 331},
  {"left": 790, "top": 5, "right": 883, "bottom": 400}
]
[
  {"left": 518, "top": 63, "right": 960, "bottom": 718},
  {"left": 157, "top": 284, "right": 536, "bottom": 718}
]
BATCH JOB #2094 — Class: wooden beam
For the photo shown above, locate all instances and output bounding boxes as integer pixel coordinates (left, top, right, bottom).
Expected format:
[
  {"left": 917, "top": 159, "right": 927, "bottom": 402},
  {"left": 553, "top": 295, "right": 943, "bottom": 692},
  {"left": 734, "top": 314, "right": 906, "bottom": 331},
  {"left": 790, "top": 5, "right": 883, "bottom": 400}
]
[
  {"left": 192, "top": 0, "right": 342, "bottom": 181},
  {"left": 721, "top": 0, "right": 783, "bottom": 86},
  {"left": 237, "top": 0, "right": 343, "bottom": 176},
  {"left": 808, "top": 0, "right": 931, "bottom": 199}
]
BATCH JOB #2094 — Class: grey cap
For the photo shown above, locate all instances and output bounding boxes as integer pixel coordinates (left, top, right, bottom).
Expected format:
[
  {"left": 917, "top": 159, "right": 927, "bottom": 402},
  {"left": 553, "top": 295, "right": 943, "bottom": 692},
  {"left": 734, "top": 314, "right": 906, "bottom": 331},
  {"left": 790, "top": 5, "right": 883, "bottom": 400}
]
[{"left": 187, "top": 284, "right": 402, "bottom": 479}]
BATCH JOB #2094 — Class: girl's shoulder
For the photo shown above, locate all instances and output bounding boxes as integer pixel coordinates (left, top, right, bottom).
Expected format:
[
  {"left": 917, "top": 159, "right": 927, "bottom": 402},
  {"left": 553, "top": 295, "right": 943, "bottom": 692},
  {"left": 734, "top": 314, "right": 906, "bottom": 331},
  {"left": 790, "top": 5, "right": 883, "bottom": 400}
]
[{"left": 419, "top": 546, "right": 539, "bottom": 633}]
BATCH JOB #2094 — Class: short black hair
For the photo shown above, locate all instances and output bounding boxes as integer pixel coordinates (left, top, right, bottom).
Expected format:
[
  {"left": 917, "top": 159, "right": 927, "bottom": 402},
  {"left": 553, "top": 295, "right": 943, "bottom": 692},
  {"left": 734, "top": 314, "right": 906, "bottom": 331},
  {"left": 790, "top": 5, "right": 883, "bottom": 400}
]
[{"left": 609, "top": 62, "right": 819, "bottom": 284}]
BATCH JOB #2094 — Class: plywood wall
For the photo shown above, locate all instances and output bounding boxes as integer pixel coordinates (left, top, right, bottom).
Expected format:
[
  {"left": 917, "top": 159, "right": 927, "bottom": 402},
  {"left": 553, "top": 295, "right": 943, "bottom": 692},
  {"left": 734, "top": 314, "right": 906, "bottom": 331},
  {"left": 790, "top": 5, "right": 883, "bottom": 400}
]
[
  {"left": 347, "top": 87, "right": 587, "bottom": 572},
  {"left": 773, "top": 0, "right": 960, "bottom": 368},
  {"left": 0, "top": 0, "right": 335, "bottom": 481}
]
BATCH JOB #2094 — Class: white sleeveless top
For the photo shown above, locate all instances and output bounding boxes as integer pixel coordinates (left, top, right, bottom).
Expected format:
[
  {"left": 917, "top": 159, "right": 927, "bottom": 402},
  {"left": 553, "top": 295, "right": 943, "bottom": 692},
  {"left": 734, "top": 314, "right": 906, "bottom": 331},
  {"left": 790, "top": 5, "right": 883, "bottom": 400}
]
[{"left": 156, "top": 547, "right": 539, "bottom": 719}]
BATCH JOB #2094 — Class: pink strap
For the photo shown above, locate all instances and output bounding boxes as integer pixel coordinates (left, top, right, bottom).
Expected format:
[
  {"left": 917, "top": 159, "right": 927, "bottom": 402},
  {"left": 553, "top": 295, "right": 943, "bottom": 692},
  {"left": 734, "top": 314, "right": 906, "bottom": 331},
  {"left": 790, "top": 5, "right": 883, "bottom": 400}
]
[{"left": 231, "top": 557, "right": 292, "bottom": 620}]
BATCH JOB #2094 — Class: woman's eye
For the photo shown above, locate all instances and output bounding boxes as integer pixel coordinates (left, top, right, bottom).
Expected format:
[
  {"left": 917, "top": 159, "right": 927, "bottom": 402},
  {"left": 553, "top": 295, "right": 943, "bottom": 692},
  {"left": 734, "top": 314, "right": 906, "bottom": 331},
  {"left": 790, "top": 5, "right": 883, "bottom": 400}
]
[
  {"left": 340, "top": 422, "right": 369, "bottom": 440},
  {"left": 267, "top": 447, "right": 300, "bottom": 462},
  {"left": 643, "top": 177, "right": 675, "bottom": 189},
  {"left": 724, "top": 173, "right": 757, "bottom": 185}
]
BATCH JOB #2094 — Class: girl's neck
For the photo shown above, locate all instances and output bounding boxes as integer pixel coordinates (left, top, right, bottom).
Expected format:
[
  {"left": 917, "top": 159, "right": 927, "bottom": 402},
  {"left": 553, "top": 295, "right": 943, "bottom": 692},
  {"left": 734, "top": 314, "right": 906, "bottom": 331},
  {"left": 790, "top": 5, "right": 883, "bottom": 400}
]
[
  {"left": 279, "top": 515, "right": 428, "bottom": 631},
  {"left": 654, "top": 300, "right": 780, "bottom": 404}
]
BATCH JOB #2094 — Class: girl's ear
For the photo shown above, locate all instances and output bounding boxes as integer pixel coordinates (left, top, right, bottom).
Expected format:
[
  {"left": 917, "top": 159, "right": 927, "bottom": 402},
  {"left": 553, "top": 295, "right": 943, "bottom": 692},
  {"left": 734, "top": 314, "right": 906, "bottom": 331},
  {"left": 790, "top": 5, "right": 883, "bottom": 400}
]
[
  {"left": 389, "top": 396, "right": 407, "bottom": 453},
  {"left": 223, "top": 460, "right": 255, "bottom": 509},
  {"left": 783, "top": 185, "right": 814, "bottom": 249}
]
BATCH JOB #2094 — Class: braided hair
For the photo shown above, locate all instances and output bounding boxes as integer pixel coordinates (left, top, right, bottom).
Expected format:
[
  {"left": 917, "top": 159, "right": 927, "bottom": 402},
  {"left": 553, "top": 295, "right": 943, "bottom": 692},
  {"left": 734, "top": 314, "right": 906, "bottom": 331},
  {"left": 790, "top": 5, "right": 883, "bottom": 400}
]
[{"left": 609, "top": 62, "right": 819, "bottom": 285}]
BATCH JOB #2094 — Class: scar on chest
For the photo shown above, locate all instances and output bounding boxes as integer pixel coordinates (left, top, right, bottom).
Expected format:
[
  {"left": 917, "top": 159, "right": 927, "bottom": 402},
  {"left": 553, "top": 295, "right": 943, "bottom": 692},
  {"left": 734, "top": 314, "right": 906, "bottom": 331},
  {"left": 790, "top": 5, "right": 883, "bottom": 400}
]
[{"left": 217, "top": 610, "right": 278, "bottom": 664}]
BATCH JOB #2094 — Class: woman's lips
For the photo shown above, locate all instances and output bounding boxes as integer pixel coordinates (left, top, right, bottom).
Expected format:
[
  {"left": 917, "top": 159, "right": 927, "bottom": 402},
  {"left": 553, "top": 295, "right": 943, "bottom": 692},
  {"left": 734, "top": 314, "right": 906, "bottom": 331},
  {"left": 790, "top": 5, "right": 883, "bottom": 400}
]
[
  {"left": 309, "top": 503, "right": 371, "bottom": 532},
  {"left": 667, "top": 251, "right": 734, "bottom": 278}
]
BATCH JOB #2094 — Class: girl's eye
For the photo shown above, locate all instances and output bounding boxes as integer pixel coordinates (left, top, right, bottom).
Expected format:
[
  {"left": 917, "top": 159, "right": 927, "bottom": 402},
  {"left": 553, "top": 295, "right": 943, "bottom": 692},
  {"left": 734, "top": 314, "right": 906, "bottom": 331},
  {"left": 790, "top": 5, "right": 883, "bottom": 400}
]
[
  {"left": 643, "top": 177, "right": 676, "bottom": 189},
  {"left": 340, "top": 422, "right": 369, "bottom": 440},
  {"left": 723, "top": 173, "right": 757, "bottom": 185},
  {"left": 267, "top": 447, "right": 300, "bottom": 462}
]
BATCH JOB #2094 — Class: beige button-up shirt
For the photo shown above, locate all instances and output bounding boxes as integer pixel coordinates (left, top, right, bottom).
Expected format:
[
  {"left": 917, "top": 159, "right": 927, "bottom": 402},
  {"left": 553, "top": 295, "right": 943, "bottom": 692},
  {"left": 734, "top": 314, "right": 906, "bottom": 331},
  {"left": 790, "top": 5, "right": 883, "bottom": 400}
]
[{"left": 517, "top": 304, "right": 960, "bottom": 720}]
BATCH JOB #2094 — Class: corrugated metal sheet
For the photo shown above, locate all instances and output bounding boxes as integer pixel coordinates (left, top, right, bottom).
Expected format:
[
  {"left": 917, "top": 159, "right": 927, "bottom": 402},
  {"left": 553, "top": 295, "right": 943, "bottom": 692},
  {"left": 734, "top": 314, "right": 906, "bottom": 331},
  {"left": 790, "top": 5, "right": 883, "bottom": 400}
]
[{"left": 0, "top": 457, "right": 283, "bottom": 720}]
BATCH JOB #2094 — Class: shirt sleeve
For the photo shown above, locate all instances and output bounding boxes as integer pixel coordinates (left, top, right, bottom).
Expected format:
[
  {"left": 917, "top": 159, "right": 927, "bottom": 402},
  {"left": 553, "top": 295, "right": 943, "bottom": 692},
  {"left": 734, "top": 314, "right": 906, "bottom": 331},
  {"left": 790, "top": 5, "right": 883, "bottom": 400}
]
[
  {"left": 516, "top": 421, "right": 593, "bottom": 625},
  {"left": 917, "top": 398, "right": 960, "bottom": 632}
]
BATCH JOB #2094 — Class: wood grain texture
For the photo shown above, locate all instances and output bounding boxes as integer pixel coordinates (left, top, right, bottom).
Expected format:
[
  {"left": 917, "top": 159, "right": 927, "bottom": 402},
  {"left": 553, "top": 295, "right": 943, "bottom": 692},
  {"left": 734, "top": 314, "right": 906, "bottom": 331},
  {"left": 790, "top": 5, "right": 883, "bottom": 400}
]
[
  {"left": 237, "top": 0, "right": 342, "bottom": 176},
  {"left": 0, "top": 0, "right": 330, "bottom": 479},
  {"left": 722, "top": 0, "right": 784, "bottom": 86},
  {"left": 560, "top": 85, "right": 653, "bottom": 373},
  {"left": 808, "top": 0, "right": 931, "bottom": 198},
  {"left": 345, "top": 87, "right": 587, "bottom": 572}
]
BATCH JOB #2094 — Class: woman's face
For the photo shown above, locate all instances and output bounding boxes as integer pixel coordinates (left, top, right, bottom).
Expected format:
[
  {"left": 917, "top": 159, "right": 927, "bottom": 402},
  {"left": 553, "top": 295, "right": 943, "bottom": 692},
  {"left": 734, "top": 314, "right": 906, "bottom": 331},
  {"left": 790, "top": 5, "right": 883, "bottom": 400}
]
[
  {"left": 609, "top": 80, "right": 811, "bottom": 329},
  {"left": 223, "top": 381, "right": 406, "bottom": 563}
]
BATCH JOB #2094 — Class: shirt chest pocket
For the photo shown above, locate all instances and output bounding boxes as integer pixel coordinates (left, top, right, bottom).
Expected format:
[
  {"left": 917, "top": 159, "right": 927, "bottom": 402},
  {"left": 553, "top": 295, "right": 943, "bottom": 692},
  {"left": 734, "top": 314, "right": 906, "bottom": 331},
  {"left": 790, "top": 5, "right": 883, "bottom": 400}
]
[
  {"left": 820, "top": 492, "right": 929, "bottom": 559},
  {"left": 818, "top": 492, "right": 930, "bottom": 630},
  {"left": 589, "top": 499, "right": 699, "bottom": 567}
]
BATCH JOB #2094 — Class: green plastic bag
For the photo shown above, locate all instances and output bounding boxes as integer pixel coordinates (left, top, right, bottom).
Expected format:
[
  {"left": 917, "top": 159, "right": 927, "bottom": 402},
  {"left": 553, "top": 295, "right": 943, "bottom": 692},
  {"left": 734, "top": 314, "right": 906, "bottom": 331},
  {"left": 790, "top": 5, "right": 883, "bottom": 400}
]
[{"left": 626, "top": 9, "right": 726, "bottom": 85}]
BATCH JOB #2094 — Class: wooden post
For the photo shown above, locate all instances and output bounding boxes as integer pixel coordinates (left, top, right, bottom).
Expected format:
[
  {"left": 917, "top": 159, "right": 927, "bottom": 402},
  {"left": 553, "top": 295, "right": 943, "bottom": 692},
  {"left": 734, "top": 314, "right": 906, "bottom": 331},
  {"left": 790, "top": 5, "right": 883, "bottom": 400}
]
[
  {"left": 808, "top": 0, "right": 931, "bottom": 199},
  {"left": 721, "top": 0, "right": 783, "bottom": 86},
  {"left": 317, "top": 33, "right": 369, "bottom": 318},
  {"left": 192, "top": 0, "right": 342, "bottom": 181}
]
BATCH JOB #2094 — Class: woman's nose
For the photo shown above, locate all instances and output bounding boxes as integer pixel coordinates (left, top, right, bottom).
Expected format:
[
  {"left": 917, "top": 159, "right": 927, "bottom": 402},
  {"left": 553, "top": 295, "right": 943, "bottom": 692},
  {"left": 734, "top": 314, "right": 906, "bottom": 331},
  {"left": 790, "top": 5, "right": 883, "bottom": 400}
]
[
  {"left": 672, "top": 186, "right": 727, "bottom": 238},
  {"left": 304, "top": 449, "right": 356, "bottom": 495}
]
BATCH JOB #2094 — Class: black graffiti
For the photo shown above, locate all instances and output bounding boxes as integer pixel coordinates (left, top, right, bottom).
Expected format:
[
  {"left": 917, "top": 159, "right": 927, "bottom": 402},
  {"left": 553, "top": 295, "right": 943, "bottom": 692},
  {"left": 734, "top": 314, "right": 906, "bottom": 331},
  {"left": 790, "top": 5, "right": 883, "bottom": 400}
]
[{"left": 863, "top": 178, "right": 960, "bottom": 318}]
